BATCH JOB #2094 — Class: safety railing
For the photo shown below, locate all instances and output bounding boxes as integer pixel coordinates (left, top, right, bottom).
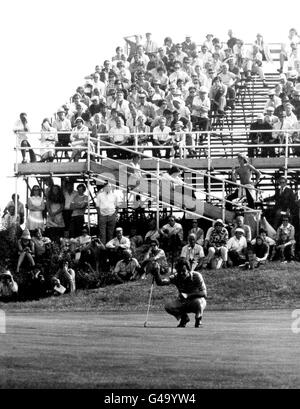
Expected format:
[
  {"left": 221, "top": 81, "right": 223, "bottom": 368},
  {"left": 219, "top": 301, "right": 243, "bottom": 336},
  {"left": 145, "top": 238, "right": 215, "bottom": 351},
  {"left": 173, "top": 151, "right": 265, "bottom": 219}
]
[{"left": 14, "top": 130, "right": 267, "bottom": 230}]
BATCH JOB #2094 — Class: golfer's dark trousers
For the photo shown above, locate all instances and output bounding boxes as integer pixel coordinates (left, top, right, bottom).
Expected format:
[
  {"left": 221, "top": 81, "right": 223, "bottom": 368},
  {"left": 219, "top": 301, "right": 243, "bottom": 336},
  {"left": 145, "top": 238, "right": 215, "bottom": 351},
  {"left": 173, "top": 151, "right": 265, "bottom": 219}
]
[{"left": 165, "top": 298, "right": 203, "bottom": 320}]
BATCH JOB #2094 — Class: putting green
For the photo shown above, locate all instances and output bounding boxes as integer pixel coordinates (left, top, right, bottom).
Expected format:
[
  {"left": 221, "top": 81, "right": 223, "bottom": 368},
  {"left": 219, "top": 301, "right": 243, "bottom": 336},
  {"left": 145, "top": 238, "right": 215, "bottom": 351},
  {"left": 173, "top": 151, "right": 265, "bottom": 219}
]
[{"left": 0, "top": 310, "right": 299, "bottom": 388}]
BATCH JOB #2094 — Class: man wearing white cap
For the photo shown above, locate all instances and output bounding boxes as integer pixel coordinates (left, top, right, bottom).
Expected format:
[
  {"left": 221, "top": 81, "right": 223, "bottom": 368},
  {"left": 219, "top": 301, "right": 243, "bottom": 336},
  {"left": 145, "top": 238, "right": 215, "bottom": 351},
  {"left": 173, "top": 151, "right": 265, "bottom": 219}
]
[
  {"left": 191, "top": 86, "right": 210, "bottom": 132},
  {"left": 70, "top": 117, "right": 89, "bottom": 162},
  {"left": 264, "top": 106, "right": 279, "bottom": 126},
  {"left": 53, "top": 107, "right": 72, "bottom": 159},
  {"left": 227, "top": 228, "right": 248, "bottom": 266}
]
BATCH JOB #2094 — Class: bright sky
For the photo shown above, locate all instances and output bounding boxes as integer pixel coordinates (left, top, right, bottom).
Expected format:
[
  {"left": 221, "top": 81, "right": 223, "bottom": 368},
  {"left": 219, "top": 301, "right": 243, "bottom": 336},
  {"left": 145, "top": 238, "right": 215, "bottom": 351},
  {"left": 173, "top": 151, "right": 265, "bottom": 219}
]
[{"left": 1, "top": 0, "right": 300, "bottom": 210}]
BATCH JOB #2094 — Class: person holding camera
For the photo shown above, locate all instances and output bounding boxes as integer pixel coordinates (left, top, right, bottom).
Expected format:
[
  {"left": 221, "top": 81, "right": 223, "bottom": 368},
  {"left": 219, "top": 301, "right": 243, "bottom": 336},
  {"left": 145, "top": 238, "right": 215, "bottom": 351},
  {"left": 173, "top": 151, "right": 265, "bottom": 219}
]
[
  {"left": 16, "top": 229, "right": 35, "bottom": 273},
  {"left": 151, "top": 258, "right": 207, "bottom": 328}
]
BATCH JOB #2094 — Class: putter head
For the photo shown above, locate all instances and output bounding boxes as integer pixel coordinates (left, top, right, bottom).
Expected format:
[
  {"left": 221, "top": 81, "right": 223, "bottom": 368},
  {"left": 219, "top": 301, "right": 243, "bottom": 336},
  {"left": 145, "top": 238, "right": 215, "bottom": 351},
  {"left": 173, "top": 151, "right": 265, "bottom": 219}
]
[{"left": 143, "top": 322, "right": 147, "bottom": 327}]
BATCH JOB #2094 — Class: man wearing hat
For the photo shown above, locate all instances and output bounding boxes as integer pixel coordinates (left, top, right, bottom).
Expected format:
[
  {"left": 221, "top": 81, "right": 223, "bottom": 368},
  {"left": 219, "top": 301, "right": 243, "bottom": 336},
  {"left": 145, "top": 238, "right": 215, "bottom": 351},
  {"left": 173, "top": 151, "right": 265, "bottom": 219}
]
[
  {"left": 69, "top": 117, "right": 89, "bottom": 162},
  {"left": 190, "top": 85, "right": 210, "bottom": 132},
  {"left": 16, "top": 229, "right": 35, "bottom": 273},
  {"left": 227, "top": 227, "right": 248, "bottom": 266},
  {"left": 140, "top": 239, "right": 168, "bottom": 279},
  {"left": 204, "top": 219, "right": 228, "bottom": 269},
  {"left": 53, "top": 107, "right": 72, "bottom": 159},
  {"left": 264, "top": 106, "right": 279, "bottom": 126}
]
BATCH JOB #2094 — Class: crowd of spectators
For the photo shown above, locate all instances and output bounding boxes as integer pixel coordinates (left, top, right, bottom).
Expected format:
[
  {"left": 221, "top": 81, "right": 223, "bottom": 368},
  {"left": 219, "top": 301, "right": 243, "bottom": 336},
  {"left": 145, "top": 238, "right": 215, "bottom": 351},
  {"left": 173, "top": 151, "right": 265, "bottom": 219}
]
[
  {"left": 0, "top": 171, "right": 299, "bottom": 301},
  {"left": 13, "top": 29, "right": 300, "bottom": 163},
  {"left": 3, "top": 29, "right": 300, "bottom": 301}
]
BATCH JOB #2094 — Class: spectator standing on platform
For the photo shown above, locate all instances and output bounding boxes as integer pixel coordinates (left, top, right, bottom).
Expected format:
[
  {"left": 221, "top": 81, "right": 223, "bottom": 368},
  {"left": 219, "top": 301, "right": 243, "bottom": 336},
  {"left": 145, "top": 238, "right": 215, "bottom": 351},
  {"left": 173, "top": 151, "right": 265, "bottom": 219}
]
[
  {"left": 40, "top": 118, "right": 57, "bottom": 162},
  {"left": 3, "top": 194, "right": 25, "bottom": 226},
  {"left": 46, "top": 185, "right": 65, "bottom": 241},
  {"left": 53, "top": 107, "right": 72, "bottom": 159},
  {"left": 62, "top": 179, "right": 76, "bottom": 233},
  {"left": 26, "top": 185, "right": 45, "bottom": 233},
  {"left": 13, "top": 113, "right": 36, "bottom": 163},
  {"left": 226, "top": 153, "right": 261, "bottom": 210},
  {"left": 264, "top": 176, "right": 297, "bottom": 229},
  {"left": 96, "top": 182, "right": 119, "bottom": 244},
  {"left": 69, "top": 184, "right": 88, "bottom": 238}
]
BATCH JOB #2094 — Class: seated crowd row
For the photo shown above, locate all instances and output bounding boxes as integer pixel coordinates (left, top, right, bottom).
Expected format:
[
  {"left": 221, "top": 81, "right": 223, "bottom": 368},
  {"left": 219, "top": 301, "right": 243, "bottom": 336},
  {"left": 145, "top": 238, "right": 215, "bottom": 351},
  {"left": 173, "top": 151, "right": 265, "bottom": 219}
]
[{"left": 0, "top": 197, "right": 296, "bottom": 301}]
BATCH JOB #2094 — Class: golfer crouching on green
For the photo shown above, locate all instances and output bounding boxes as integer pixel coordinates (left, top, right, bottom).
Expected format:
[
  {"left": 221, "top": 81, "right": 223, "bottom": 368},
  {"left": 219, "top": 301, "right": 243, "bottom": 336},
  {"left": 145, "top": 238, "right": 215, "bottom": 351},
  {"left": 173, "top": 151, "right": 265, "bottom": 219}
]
[{"left": 151, "top": 258, "right": 207, "bottom": 328}]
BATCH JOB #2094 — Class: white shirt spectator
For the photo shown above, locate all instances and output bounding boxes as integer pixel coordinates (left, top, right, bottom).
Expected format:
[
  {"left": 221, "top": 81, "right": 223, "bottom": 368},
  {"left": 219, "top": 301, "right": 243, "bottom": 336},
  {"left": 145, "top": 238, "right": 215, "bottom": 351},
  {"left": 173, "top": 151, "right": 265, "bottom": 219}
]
[
  {"left": 96, "top": 190, "right": 118, "bottom": 216},
  {"left": 227, "top": 235, "right": 247, "bottom": 253},
  {"left": 153, "top": 125, "right": 172, "bottom": 143}
]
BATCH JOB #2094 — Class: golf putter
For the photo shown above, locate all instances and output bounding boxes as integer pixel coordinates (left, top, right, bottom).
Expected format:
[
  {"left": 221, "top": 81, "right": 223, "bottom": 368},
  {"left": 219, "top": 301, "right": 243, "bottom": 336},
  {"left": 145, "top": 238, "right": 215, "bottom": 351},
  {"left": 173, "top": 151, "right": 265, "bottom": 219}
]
[{"left": 144, "top": 278, "right": 155, "bottom": 327}]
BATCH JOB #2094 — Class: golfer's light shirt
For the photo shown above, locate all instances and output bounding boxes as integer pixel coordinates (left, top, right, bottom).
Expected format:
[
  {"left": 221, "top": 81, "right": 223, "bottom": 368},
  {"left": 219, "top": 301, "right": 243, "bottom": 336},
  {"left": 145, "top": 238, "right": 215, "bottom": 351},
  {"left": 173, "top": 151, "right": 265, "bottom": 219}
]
[{"left": 96, "top": 191, "right": 118, "bottom": 216}]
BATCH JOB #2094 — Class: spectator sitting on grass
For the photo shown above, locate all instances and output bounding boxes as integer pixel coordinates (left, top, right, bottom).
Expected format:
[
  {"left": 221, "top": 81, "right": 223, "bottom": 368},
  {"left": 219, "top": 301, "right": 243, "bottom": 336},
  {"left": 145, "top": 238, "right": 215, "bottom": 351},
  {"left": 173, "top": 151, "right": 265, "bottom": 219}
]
[
  {"left": 231, "top": 215, "right": 252, "bottom": 243},
  {"left": 227, "top": 228, "right": 248, "bottom": 267},
  {"left": 180, "top": 233, "right": 205, "bottom": 271},
  {"left": 16, "top": 229, "right": 35, "bottom": 273},
  {"left": 140, "top": 239, "right": 168, "bottom": 279},
  {"left": 251, "top": 228, "right": 275, "bottom": 259},
  {"left": 243, "top": 236, "right": 269, "bottom": 270},
  {"left": 52, "top": 260, "right": 76, "bottom": 294},
  {"left": 31, "top": 228, "right": 51, "bottom": 263},
  {"left": 203, "top": 219, "right": 228, "bottom": 269},
  {"left": 271, "top": 216, "right": 295, "bottom": 263},
  {"left": 188, "top": 219, "right": 204, "bottom": 246},
  {"left": 106, "top": 227, "right": 131, "bottom": 267},
  {"left": 0, "top": 270, "right": 18, "bottom": 301},
  {"left": 74, "top": 227, "right": 91, "bottom": 263},
  {"left": 112, "top": 249, "right": 141, "bottom": 283}
]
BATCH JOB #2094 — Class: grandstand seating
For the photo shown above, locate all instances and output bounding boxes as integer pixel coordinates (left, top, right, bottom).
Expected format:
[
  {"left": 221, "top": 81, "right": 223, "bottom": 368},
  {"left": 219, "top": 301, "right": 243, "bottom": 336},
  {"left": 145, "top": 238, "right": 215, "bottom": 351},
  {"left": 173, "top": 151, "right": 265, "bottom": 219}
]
[{"left": 14, "top": 40, "right": 300, "bottom": 228}]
